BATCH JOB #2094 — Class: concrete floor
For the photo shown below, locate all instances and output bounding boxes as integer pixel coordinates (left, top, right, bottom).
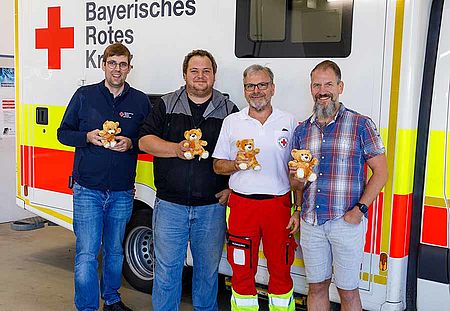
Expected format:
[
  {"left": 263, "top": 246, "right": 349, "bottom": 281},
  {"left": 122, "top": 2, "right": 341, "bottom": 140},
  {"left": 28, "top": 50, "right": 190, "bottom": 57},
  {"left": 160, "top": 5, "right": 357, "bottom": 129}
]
[
  {"left": 0, "top": 222, "right": 235, "bottom": 311},
  {"left": 0, "top": 219, "right": 349, "bottom": 311}
]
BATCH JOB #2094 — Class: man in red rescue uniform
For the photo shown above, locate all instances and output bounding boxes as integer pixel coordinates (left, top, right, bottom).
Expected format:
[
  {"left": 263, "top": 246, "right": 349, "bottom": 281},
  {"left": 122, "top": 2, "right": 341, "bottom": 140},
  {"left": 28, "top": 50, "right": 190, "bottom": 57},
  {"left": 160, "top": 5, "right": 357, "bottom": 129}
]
[{"left": 213, "top": 64, "right": 299, "bottom": 311}]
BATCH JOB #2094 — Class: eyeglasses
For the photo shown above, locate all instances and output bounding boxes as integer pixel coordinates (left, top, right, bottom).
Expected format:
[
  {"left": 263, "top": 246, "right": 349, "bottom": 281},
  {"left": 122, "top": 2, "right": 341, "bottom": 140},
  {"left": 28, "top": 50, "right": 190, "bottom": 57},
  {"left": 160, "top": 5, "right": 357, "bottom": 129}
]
[
  {"left": 105, "top": 60, "right": 129, "bottom": 70},
  {"left": 244, "top": 81, "right": 272, "bottom": 91}
]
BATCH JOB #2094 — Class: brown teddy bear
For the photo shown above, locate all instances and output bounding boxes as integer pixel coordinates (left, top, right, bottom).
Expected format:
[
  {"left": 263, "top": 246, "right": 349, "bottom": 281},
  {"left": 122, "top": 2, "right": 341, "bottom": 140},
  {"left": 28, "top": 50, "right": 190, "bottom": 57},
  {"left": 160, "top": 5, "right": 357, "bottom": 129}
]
[
  {"left": 235, "top": 139, "right": 261, "bottom": 171},
  {"left": 183, "top": 128, "right": 209, "bottom": 160},
  {"left": 98, "top": 120, "right": 121, "bottom": 148},
  {"left": 288, "top": 149, "right": 318, "bottom": 182}
]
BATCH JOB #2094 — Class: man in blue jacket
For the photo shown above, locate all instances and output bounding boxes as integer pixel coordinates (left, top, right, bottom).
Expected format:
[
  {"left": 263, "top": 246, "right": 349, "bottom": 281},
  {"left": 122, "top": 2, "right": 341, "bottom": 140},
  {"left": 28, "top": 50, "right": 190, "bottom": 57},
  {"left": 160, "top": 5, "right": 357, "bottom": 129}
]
[{"left": 57, "top": 43, "right": 151, "bottom": 311}]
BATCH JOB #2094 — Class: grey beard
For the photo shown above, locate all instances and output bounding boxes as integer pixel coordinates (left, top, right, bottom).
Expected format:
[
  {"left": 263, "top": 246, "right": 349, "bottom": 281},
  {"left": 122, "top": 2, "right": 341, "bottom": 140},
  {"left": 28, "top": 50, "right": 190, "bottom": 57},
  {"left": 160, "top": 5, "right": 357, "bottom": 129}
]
[
  {"left": 249, "top": 100, "right": 268, "bottom": 111},
  {"left": 314, "top": 100, "right": 339, "bottom": 120}
]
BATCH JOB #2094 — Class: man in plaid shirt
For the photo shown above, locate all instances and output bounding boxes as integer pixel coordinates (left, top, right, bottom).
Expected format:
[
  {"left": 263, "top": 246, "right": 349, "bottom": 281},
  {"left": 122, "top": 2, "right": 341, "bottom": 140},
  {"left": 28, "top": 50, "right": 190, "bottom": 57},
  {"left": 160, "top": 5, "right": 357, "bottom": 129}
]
[{"left": 291, "top": 60, "right": 388, "bottom": 311}]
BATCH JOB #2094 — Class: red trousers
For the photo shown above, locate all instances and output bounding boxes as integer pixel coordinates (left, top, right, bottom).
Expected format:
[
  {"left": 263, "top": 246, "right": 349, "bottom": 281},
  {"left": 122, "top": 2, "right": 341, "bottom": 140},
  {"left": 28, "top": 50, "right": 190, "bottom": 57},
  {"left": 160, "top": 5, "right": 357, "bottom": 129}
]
[{"left": 227, "top": 192, "right": 297, "bottom": 296}]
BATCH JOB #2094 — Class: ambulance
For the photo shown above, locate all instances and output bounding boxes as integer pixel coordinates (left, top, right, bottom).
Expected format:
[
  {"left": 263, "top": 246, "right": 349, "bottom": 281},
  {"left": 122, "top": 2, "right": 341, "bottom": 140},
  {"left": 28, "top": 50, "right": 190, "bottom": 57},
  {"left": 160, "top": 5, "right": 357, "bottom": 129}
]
[{"left": 14, "top": 0, "right": 450, "bottom": 309}]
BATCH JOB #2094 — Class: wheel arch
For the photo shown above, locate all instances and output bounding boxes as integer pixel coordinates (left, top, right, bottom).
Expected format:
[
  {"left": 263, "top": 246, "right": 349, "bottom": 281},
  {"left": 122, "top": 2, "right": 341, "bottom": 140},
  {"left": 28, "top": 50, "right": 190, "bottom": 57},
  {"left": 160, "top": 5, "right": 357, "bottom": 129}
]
[{"left": 133, "top": 182, "right": 156, "bottom": 211}]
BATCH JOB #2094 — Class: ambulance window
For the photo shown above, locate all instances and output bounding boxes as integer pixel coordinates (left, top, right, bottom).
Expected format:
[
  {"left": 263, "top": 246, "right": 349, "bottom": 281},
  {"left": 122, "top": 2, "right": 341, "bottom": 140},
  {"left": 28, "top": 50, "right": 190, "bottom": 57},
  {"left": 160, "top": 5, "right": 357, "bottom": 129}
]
[
  {"left": 236, "top": 0, "right": 353, "bottom": 58},
  {"left": 249, "top": 0, "right": 286, "bottom": 41},
  {"left": 291, "top": 1, "right": 343, "bottom": 43}
]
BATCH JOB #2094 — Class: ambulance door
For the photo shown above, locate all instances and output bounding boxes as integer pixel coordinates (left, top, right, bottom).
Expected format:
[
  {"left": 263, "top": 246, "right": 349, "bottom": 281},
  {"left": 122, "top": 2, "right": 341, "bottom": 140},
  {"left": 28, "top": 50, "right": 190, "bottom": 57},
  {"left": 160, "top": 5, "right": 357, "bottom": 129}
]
[
  {"left": 18, "top": 0, "right": 85, "bottom": 224},
  {"left": 415, "top": 0, "right": 450, "bottom": 309}
]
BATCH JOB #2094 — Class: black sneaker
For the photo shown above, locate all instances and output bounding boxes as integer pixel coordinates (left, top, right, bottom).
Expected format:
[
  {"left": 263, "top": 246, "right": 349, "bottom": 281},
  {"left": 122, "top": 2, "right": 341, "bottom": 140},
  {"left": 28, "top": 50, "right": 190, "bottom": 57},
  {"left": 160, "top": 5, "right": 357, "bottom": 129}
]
[{"left": 103, "top": 301, "right": 133, "bottom": 311}]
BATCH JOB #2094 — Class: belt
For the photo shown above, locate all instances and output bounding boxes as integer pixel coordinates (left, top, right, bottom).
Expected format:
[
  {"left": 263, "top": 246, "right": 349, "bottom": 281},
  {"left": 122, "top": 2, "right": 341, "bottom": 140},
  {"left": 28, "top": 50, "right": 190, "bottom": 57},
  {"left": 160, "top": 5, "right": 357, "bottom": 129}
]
[{"left": 232, "top": 191, "right": 287, "bottom": 200}]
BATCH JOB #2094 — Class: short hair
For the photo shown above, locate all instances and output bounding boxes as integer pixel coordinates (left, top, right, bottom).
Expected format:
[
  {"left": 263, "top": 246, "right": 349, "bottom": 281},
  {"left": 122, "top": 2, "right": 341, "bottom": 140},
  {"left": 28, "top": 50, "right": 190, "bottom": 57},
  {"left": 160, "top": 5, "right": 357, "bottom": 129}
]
[
  {"left": 310, "top": 60, "right": 342, "bottom": 82},
  {"left": 243, "top": 64, "right": 274, "bottom": 83},
  {"left": 183, "top": 49, "right": 217, "bottom": 74},
  {"left": 102, "top": 43, "right": 132, "bottom": 64}
]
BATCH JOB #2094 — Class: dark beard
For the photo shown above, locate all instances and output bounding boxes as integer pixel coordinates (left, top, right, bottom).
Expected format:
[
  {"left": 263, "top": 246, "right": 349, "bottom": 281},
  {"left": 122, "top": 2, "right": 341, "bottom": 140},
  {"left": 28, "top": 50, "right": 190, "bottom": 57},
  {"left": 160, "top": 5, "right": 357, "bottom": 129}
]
[
  {"left": 314, "top": 100, "right": 339, "bottom": 120},
  {"left": 186, "top": 82, "right": 212, "bottom": 99}
]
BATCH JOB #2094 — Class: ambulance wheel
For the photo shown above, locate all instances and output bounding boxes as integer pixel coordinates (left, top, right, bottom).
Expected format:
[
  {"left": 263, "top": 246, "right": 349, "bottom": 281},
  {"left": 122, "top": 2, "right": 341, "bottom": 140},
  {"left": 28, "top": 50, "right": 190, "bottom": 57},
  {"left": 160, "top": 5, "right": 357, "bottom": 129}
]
[{"left": 123, "top": 208, "right": 154, "bottom": 294}]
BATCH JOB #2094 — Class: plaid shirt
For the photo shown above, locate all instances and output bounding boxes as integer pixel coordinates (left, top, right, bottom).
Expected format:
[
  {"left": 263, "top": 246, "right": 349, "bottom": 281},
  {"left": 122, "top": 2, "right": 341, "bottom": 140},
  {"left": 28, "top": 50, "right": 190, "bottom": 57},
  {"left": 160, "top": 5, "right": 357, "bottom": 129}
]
[{"left": 293, "top": 104, "right": 385, "bottom": 225}]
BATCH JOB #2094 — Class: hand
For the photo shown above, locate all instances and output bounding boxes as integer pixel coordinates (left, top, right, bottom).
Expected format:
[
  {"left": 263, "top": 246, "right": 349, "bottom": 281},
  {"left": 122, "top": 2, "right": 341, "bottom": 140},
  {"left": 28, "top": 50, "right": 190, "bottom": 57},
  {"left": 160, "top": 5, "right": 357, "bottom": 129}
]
[
  {"left": 110, "top": 136, "right": 132, "bottom": 152},
  {"left": 234, "top": 158, "right": 249, "bottom": 171},
  {"left": 235, "top": 152, "right": 249, "bottom": 171},
  {"left": 289, "top": 167, "right": 307, "bottom": 183},
  {"left": 286, "top": 211, "right": 300, "bottom": 235},
  {"left": 215, "top": 188, "right": 231, "bottom": 206},
  {"left": 343, "top": 206, "right": 364, "bottom": 224},
  {"left": 175, "top": 140, "right": 193, "bottom": 160},
  {"left": 289, "top": 167, "right": 306, "bottom": 190},
  {"left": 86, "top": 129, "right": 103, "bottom": 146}
]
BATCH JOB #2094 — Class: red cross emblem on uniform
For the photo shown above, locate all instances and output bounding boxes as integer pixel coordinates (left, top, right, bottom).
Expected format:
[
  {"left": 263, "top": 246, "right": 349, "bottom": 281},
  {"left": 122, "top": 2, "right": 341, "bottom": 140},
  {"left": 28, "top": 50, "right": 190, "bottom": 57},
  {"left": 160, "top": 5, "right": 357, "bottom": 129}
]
[
  {"left": 278, "top": 137, "right": 289, "bottom": 148},
  {"left": 35, "top": 7, "right": 74, "bottom": 70}
]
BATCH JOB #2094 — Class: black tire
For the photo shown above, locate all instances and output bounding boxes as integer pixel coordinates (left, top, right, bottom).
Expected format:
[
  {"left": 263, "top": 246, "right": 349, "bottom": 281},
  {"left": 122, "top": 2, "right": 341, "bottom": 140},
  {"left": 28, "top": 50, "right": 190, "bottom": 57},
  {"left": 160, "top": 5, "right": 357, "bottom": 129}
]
[{"left": 123, "top": 208, "right": 154, "bottom": 294}]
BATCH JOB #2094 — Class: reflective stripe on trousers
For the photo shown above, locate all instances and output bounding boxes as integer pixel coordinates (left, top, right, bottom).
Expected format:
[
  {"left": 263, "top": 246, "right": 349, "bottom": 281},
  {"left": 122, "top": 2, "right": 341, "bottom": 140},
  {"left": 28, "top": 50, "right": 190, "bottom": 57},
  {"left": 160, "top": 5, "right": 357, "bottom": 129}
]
[
  {"left": 268, "top": 287, "right": 295, "bottom": 311},
  {"left": 231, "top": 288, "right": 259, "bottom": 311}
]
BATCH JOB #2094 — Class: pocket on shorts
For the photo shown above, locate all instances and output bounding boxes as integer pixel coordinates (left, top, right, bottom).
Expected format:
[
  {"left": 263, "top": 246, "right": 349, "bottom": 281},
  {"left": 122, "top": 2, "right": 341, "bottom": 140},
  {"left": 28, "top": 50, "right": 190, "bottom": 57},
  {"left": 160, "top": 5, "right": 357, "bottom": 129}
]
[
  {"left": 227, "top": 233, "right": 252, "bottom": 269},
  {"left": 342, "top": 216, "right": 361, "bottom": 227}
]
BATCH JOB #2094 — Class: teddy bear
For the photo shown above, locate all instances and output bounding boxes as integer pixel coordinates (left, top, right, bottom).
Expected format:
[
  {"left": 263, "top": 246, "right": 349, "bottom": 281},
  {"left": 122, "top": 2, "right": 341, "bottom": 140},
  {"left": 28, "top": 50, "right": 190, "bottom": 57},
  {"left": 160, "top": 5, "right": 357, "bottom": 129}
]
[
  {"left": 98, "top": 120, "right": 121, "bottom": 148},
  {"left": 235, "top": 139, "right": 261, "bottom": 171},
  {"left": 288, "top": 149, "right": 319, "bottom": 182},
  {"left": 183, "top": 128, "right": 209, "bottom": 160}
]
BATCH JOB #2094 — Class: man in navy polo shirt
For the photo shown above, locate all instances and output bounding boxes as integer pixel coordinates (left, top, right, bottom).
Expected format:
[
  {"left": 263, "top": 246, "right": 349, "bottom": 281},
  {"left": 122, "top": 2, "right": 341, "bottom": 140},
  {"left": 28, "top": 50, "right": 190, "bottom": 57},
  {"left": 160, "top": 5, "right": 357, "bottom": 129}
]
[{"left": 58, "top": 43, "right": 151, "bottom": 311}]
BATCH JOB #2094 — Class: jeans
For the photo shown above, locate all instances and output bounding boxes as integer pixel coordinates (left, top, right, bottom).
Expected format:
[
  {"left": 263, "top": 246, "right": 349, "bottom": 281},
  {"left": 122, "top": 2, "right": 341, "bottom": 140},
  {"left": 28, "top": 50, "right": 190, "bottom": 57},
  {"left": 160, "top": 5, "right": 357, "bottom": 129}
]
[
  {"left": 151, "top": 198, "right": 226, "bottom": 311},
  {"left": 72, "top": 183, "right": 133, "bottom": 311}
]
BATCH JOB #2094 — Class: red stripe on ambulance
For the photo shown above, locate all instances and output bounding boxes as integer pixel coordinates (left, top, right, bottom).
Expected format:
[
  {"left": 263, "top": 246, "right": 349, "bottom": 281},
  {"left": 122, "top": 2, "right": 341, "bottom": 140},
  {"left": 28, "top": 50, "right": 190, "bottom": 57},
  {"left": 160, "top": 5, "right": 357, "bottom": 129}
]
[
  {"left": 21, "top": 145, "right": 154, "bottom": 195},
  {"left": 422, "top": 205, "right": 448, "bottom": 247},
  {"left": 390, "top": 194, "right": 413, "bottom": 258}
]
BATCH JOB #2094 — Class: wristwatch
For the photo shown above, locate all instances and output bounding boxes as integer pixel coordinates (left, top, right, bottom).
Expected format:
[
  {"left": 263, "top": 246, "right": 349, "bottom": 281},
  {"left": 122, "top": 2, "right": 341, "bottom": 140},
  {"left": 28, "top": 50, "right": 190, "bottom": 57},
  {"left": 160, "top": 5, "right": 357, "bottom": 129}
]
[{"left": 356, "top": 202, "right": 368, "bottom": 213}]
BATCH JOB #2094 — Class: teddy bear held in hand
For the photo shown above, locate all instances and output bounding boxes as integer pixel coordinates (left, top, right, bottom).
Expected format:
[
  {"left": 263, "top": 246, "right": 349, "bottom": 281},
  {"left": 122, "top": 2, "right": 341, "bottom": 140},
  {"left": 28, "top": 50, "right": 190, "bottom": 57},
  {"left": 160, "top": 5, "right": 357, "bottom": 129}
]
[
  {"left": 183, "top": 128, "right": 209, "bottom": 160},
  {"left": 235, "top": 139, "right": 261, "bottom": 171},
  {"left": 98, "top": 120, "right": 121, "bottom": 148},
  {"left": 288, "top": 149, "right": 319, "bottom": 182}
]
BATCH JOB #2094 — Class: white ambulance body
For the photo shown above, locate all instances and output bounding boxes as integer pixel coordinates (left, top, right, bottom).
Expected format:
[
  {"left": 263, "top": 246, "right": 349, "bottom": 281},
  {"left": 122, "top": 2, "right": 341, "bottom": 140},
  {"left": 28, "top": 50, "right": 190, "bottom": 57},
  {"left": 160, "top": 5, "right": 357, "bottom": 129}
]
[{"left": 15, "top": 0, "right": 450, "bottom": 309}]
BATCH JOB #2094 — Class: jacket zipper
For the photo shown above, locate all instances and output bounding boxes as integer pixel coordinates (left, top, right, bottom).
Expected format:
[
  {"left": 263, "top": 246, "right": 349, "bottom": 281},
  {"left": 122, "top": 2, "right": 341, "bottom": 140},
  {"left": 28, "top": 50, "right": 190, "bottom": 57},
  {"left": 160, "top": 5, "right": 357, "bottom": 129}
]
[
  {"left": 109, "top": 99, "right": 116, "bottom": 190},
  {"left": 186, "top": 97, "right": 227, "bottom": 205}
]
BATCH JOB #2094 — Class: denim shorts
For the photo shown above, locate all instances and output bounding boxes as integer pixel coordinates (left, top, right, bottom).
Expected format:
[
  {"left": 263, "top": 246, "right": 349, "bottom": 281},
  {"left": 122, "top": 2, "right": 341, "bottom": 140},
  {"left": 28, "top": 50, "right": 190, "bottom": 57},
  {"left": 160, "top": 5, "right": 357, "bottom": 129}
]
[{"left": 300, "top": 216, "right": 367, "bottom": 290}]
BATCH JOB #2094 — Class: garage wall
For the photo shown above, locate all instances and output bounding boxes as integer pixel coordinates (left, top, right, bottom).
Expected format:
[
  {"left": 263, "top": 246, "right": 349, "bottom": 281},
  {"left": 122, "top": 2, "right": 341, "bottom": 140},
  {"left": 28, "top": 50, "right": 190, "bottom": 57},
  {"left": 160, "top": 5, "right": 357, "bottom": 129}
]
[
  {"left": 0, "top": 0, "right": 14, "bottom": 56},
  {"left": 0, "top": 0, "right": 33, "bottom": 223}
]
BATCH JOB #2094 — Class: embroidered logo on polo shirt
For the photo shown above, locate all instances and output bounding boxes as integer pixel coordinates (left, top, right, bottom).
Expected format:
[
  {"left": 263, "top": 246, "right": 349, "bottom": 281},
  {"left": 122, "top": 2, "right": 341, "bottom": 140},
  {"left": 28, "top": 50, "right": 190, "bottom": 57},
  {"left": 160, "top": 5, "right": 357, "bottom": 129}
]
[
  {"left": 278, "top": 136, "right": 289, "bottom": 148},
  {"left": 119, "top": 111, "right": 134, "bottom": 119}
]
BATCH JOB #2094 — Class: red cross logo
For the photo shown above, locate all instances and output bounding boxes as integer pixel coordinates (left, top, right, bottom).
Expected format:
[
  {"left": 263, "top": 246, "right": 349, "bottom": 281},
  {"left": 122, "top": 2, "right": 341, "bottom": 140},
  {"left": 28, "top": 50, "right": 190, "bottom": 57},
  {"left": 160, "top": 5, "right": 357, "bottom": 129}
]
[
  {"left": 278, "top": 137, "right": 288, "bottom": 148},
  {"left": 35, "top": 7, "right": 74, "bottom": 70}
]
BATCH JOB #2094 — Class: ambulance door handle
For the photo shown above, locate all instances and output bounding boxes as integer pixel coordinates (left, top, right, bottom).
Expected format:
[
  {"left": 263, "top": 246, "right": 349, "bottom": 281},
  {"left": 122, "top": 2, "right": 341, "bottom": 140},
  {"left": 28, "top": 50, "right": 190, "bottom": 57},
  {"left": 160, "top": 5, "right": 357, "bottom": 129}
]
[{"left": 36, "top": 107, "right": 48, "bottom": 125}]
